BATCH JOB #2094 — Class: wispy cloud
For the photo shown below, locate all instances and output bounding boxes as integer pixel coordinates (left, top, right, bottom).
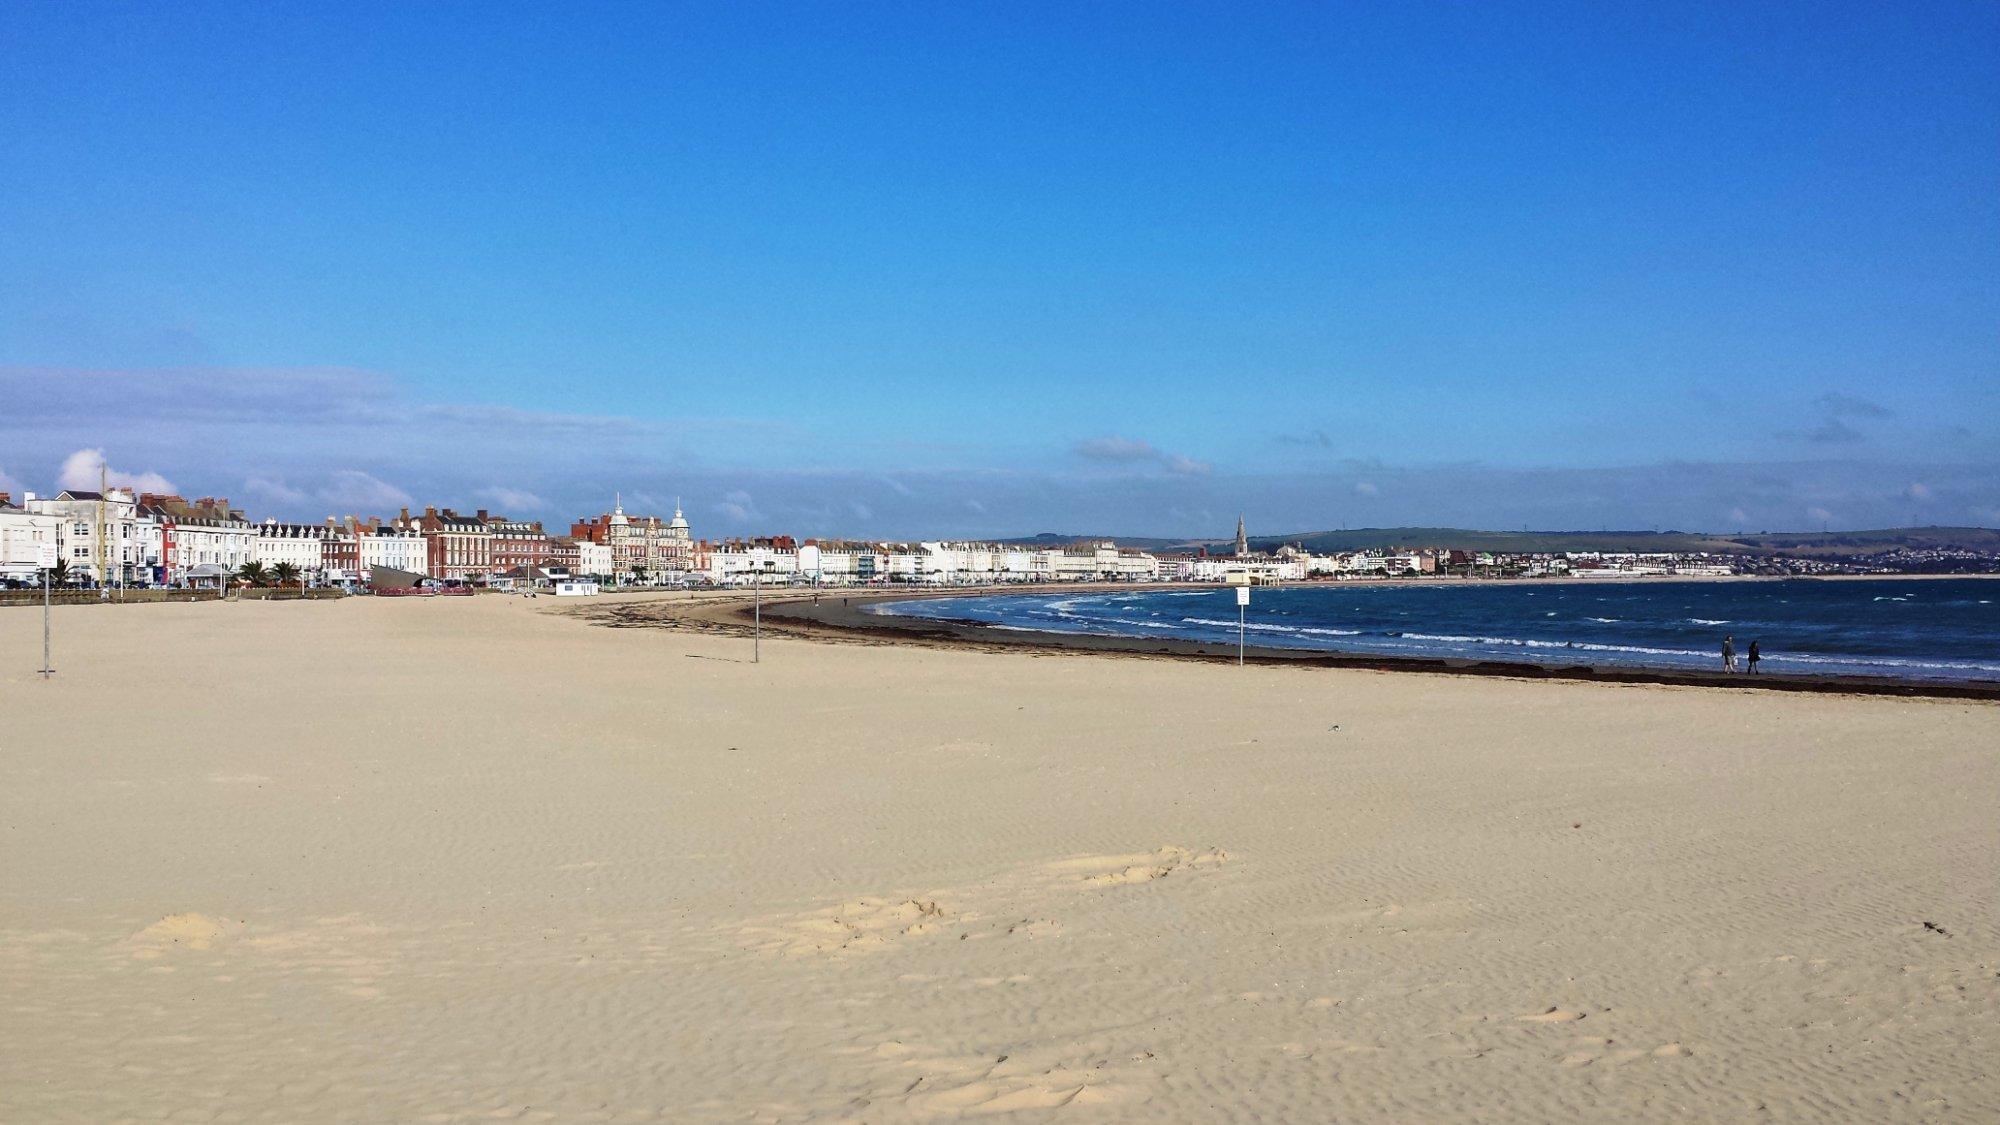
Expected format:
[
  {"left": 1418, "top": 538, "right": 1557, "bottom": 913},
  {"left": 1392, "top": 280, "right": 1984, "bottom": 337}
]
[
  {"left": 1815, "top": 392, "right": 1892, "bottom": 419},
  {"left": 1073, "top": 435, "right": 1211, "bottom": 476},
  {"left": 320, "top": 470, "right": 414, "bottom": 511},
  {"left": 476, "top": 486, "right": 547, "bottom": 511},
  {"left": 1797, "top": 418, "right": 1865, "bottom": 444},
  {"left": 1276, "top": 429, "right": 1333, "bottom": 448},
  {"left": 714, "top": 489, "right": 764, "bottom": 524},
  {"left": 1781, "top": 392, "right": 1894, "bottom": 445}
]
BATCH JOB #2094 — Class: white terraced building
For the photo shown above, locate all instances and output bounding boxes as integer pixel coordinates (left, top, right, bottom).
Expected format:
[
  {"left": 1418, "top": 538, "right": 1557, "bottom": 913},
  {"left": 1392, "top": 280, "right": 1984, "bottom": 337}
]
[
  {"left": 251, "top": 521, "right": 328, "bottom": 577},
  {"left": 25, "top": 489, "right": 164, "bottom": 586},
  {"left": 779, "top": 540, "right": 1160, "bottom": 586},
  {"left": 0, "top": 499, "right": 59, "bottom": 582}
]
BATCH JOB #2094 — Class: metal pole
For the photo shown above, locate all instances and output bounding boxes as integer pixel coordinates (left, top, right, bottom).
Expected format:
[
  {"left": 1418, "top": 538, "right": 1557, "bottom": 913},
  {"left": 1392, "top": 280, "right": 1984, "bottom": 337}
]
[
  {"left": 753, "top": 569, "right": 762, "bottom": 664},
  {"left": 41, "top": 568, "right": 54, "bottom": 678},
  {"left": 1238, "top": 602, "right": 1245, "bottom": 666}
]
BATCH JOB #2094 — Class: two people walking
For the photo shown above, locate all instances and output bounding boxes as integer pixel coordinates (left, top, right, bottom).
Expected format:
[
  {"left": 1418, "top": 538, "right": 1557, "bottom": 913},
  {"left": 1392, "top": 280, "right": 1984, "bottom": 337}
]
[{"left": 1722, "top": 634, "right": 1760, "bottom": 675}]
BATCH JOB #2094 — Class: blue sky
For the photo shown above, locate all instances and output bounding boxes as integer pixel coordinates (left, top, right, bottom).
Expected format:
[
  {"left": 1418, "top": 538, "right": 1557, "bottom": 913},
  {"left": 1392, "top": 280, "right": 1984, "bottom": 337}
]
[{"left": 2, "top": 3, "right": 1995, "bottom": 537}]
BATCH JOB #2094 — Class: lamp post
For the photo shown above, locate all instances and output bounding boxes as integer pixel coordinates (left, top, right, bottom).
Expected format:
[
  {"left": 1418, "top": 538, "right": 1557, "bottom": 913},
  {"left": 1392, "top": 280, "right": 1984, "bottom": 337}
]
[{"left": 753, "top": 563, "right": 763, "bottom": 664}]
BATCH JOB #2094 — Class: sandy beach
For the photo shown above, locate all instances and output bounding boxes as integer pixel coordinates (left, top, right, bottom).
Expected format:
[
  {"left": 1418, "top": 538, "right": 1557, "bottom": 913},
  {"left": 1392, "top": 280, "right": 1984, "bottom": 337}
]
[{"left": 3, "top": 592, "right": 1995, "bottom": 1122}]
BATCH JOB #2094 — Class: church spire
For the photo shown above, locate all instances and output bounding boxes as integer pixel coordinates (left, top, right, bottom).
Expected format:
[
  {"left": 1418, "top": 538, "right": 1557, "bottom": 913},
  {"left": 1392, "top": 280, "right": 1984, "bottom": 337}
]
[{"left": 1235, "top": 514, "right": 1248, "bottom": 557}]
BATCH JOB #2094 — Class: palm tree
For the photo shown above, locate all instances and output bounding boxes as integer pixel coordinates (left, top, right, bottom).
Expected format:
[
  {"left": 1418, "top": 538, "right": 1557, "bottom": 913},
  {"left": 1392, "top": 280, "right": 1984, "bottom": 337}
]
[
  {"left": 237, "top": 561, "right": 270, "bottom": 588},
  {"left": 270, "top": 561, "right": 301, "bottom": 594}
]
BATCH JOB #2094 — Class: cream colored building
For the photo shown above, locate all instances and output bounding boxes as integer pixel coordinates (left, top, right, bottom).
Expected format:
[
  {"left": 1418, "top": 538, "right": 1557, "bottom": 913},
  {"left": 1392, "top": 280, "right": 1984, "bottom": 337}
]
[
  {"left": 251, "top": 521, "right": 328, "bottom": 576},
  {"left": 0, "top": 499, "right": 59, "bottom": 582},
  {"left": 26, "top": 489, "right": 164, "bottom": 586}
]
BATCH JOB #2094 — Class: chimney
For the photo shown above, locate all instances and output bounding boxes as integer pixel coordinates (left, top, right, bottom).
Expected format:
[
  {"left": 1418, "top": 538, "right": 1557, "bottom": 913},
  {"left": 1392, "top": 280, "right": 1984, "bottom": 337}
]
[
  {"left": 0, "top": 492, "right": 10, "bottom": 506},
  {"left": 476, "top": 508, "right": 489, "bottom": 521},
  {"left": 425, "top": 506, "right": 437, "bottom": 519},
  {"left": 400, "top": 506, "right": 411, "bottom": 524}
]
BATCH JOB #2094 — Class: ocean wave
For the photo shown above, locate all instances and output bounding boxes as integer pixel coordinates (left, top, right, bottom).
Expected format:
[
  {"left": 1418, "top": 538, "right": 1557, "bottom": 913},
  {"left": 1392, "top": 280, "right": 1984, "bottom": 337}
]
[
  {"left": 1179, "top": 616, "right": 1363, "bottom": 637},
  {"left": 1687, "top": 618, "right": 1729, "bottom": 625}
]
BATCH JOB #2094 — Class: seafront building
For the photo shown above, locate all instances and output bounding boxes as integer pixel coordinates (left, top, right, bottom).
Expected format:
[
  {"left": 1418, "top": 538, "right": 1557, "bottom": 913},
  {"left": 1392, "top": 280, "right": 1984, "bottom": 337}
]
[
  {"left": 397, "top": 507, "right": 493, "bottom": 581},
  {"left": 316, "top": 518, "right": 427, "bottom": 584},
  {"left": 570, "top": 498, "right": 694, "bottom": 582},
  {"left": 485, "top": 514, "right": 552, "bottom": 579},
  {"left": 252, "top": 520, "right": 330, "bottom": 577},
  {"left": 0, "top": 496, "right": 59, "bottom": 582},
  {"left": 141, "top": 495, "right": 254, "bottom": 587},
  {"left": 24, "top": 488, "right": 165, "bottom": 586}
]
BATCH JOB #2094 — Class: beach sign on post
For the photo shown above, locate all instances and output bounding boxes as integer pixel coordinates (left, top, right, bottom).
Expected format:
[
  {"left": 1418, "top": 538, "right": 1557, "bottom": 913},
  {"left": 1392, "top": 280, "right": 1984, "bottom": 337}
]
[{"left": 1236, "top": 585, "right": 1249, "bottom": 665}]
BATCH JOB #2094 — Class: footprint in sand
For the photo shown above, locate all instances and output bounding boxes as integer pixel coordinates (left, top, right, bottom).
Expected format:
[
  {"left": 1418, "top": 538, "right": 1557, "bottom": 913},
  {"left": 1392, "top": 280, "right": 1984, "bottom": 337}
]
[
  {"left": 736, "top": 845, "right": 1228, "bottom": 960},
  {"left": 1047, "top": 846, "right": 1229, "bottom": 887},
  {"left": 856, "top": 1040, "right": 1144, "bottom": 1116},
  {"left": 738, "top": 898, "right": 958, "bottom": 958},
  {"left": 1561, "top": 1040, "right": 1690, "bottom": 1067},
  {"left": 1517, "top": 1007, "right": 1586, "bottom": 1023}
]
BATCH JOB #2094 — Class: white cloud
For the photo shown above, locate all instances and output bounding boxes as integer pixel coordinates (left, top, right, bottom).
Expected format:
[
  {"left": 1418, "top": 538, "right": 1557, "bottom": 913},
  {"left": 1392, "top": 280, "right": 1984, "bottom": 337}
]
[
  {"left": 57, "top": 448, "right": 176, "bottom": 494},
  {"left": 1806, "top": 506, "right": 1833, "bottom": 523},
  {"left": 1903, "top": 482, "right": 1933, "bottom": 502},
  {"left": 848, "top": 500, "right": 874, "bottom": 520},
  {"left": 1353, "top": 481, "right": 1379, "bottom": 496},
  {"left": 477, "top": 487, "right": 547, "bottom": 511}
]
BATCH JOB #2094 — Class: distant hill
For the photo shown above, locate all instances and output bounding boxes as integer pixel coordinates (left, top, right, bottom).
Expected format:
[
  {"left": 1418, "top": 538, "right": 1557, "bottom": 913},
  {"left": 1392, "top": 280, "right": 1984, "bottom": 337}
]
[
  {"left": 1195, "top": 526, "right": 2000, "bottom": 557},
  {"left": 991, "top": 532, "right": 1189, "bottom": 550},
  {"left": 1716, "top": 526, "right": 2000, "bottom": 558},
  {"left": 988, "top": 526, "right": 1999, "bottom": 557}
]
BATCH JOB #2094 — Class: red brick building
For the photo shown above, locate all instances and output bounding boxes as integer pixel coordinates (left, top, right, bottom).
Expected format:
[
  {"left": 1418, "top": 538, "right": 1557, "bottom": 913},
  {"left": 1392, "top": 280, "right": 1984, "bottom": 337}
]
[
  {"left": 396, "top": 506, "right": 493, "bottom": 581},
  {"left": 485, "top": 514, "right": 552, "bottom": 577}
]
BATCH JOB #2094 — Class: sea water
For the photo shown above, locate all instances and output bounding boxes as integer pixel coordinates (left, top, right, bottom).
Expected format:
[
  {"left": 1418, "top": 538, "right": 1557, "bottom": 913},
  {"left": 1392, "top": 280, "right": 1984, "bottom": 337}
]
[{"left": 868, "top": 578, "right": 2000, "bottom": 682}]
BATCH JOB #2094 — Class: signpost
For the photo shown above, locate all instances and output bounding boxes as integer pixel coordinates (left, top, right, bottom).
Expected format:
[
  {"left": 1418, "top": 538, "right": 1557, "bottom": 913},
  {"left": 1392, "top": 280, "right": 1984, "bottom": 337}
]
[
  {"left": 40, "top": 567, "right": 55, "bottom": 678},
  {"left": 753, "top": 567, "right": 762, "bottom": 664},
  {"left": 1236, "top": 584, "right": 1250, "bottom": 666}
]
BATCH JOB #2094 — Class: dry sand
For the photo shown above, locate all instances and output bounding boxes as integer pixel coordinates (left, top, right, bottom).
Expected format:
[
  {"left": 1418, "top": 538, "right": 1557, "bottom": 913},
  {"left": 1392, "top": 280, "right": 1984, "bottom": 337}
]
[{"left": 2, "top": 592, "right": 1995, "bottom": 1122}]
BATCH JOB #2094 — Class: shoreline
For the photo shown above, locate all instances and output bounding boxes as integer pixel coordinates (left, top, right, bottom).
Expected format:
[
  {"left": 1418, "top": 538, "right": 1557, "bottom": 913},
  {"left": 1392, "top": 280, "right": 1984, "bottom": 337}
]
[{"left": 578, "top": 584, "right": 2000, "bottom": 702}]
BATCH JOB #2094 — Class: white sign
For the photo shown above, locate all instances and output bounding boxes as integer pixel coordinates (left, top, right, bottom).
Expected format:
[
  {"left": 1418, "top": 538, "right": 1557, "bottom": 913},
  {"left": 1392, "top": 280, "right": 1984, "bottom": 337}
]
[{"left": 1236, "top": 586, "right": 1250, "bottom": 607}]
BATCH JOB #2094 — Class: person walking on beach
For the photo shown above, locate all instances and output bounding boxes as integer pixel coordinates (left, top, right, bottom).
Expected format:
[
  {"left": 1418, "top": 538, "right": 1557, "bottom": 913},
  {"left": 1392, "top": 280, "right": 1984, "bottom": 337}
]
[
  {"left": 1747, "top": 639, "right": 1761, "bottom": 675},
  {"left": 1722, "top": 634, "right": 1737, "bottom": 673}
]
